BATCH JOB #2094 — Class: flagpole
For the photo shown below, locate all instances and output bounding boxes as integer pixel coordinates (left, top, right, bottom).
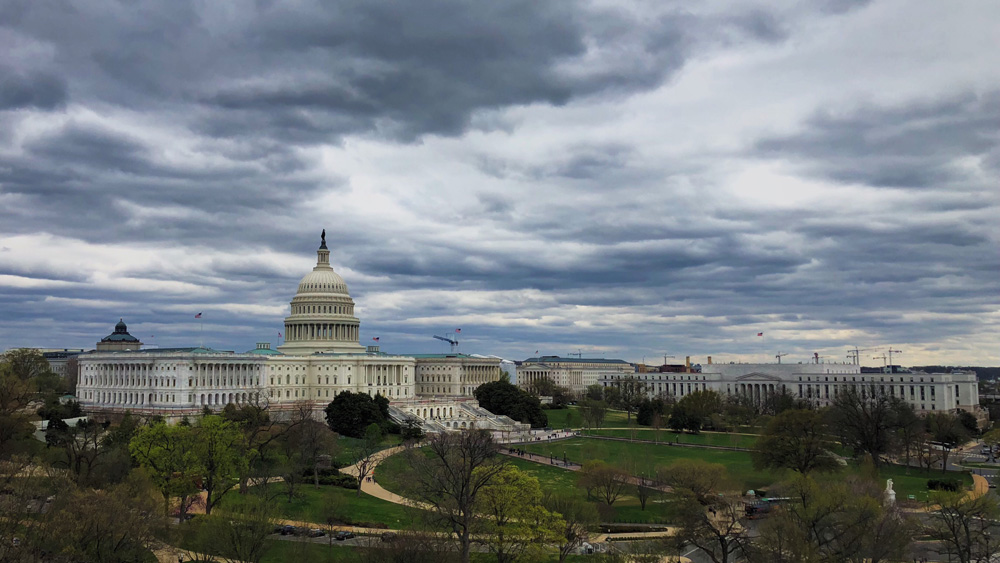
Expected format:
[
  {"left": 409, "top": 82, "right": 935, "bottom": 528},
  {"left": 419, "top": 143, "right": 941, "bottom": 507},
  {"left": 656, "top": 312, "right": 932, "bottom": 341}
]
[{"left": 200, "top": 317, "right": 203, "bottom": 348}]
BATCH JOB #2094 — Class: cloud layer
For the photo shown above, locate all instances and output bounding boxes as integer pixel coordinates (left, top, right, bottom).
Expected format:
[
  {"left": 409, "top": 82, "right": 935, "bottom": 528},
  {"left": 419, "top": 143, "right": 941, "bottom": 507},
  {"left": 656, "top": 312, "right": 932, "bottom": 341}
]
[{"left": 1, "top": 0, "right": 998, "bottom": 367}]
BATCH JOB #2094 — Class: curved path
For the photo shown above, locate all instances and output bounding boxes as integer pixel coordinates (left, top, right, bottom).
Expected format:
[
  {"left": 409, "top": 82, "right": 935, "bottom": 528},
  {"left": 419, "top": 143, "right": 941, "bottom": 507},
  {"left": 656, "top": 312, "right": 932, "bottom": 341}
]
[{"left": 338, "top": 445, "right": 433, "bottom": 510}]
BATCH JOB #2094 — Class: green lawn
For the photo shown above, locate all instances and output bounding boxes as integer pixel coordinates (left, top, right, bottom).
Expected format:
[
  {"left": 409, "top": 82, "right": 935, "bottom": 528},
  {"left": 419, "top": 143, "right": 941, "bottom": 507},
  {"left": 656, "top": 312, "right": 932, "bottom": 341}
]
[
  {"left": 522, "top": 437, "right": 775, "bottom": 492},
  {"left": 334, "top": 434, "right": 402, "bottom": 466},
  {"left": 874, "top": 463, "right": 974, "bottom": 499},
  {"left": 583, "top": 428, "right": 760, "bottom": 449},
  {"left": 258, "top": 539, "right": 592, "bottom": 562},
  {"left": 543, "top": 406, "right": 631, "bottom": 429},
  {"left": 221, "top": 483, "right": 417, "bottom": 529},
  {"left": 519, "top": 437, "right": 974, "bottom": 499},
  {"left": 377, "top": 447, "right": 678, "bottom": 524}
]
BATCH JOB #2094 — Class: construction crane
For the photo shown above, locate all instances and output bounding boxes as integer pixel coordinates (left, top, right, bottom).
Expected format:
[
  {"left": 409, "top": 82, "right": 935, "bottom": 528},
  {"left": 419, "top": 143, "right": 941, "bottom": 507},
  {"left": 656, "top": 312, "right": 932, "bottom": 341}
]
[
  {"left": 813, "top": 352, "right": 827, "bottom": 364},
  {"left": 886, "top": 348, "right": 902, "bottom": 366},
  {"left": 433, "top": 334, "right": 459, "bottom": 353},
  {"left": 775, "top": 352, "right": 788, "bottom": 364},
  {"left": 663, "top": 354, "right": 675, "bottom": 365},
  {"left": 568, "top": 350, "right": 583, "bottom": 359},
  {"left": 846, "top": 346, "right": 870, "bottom": 365}
]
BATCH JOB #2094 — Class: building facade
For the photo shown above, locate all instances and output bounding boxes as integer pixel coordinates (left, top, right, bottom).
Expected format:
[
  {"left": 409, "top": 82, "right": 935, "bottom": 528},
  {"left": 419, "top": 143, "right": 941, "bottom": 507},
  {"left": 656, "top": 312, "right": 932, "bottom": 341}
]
[
  {"left": 599, "top": 360, "right": 980, "bottom": 414},
  {"left": 76, "top": 233, "right": 508, "bottom": 431},
  {"left": 518, "top": 356, "right": 632, "bottom": 393}
]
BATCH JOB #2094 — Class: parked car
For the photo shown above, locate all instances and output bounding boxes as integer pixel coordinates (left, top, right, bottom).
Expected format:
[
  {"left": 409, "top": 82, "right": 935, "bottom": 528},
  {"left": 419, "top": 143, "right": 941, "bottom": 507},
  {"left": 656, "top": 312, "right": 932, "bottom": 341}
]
[
  {"left": 380, "top": 532, "right": 397, "bottom": 542},
  {"left": 335, "top": 531, "right": 355, "bottom": 541},
  {"left": 308, "top": 529, "right": 325, "bottom": 538},
  {"left": 280, "top": 525, "right": 297, "bottom": 536}
]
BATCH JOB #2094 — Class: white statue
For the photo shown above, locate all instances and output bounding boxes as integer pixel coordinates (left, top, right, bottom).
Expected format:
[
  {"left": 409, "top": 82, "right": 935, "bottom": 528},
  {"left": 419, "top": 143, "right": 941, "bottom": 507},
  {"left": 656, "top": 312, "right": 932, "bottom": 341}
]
[{"left": 885, "top": 478, "right": 896, "bottom": 504}]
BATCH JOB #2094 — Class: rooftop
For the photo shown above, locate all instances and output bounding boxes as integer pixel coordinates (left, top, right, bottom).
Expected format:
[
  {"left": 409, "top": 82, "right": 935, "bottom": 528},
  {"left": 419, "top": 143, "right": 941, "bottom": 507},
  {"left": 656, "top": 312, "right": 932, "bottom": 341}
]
[{"left": 522, "top": 356, "right": 631, "bottom": 365}]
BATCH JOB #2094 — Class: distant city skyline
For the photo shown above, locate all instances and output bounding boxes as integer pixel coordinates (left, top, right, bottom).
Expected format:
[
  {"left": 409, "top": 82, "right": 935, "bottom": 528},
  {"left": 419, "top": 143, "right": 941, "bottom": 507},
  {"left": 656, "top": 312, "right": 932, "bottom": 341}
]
[{"left": 1, "top": 1, "right": 998, "bottom": 366}]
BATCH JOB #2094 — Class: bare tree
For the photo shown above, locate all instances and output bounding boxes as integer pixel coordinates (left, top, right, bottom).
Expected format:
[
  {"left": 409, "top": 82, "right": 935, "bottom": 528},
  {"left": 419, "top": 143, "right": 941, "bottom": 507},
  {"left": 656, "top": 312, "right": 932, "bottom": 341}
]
[
  {"left": 577, "top": 460, "right": 629, "bottom": 506},
  {"left": 287, "top": 402, "right": 340, "bottom": 488},
  {"left": 544, "top": 491, "right": 599, "bottom": 562},
  {"left": 353, "top": 423, "right": 384, "bottom": 497},
  {"left": 402, "top": 429, "right": 508, "bottom": 563},
  {"left": 929, "top": 492, "right": 1000, "bottom": 563},
  {"left": 828, "top": 384, "right": 908, "bottom": 469}
]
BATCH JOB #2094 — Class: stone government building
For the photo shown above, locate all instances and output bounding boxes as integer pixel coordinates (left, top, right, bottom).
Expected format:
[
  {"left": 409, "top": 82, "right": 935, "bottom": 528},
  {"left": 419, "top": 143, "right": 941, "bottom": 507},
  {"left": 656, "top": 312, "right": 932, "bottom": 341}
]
[{"left": 76, "top": 232, "right": 524, "bottom": 433}]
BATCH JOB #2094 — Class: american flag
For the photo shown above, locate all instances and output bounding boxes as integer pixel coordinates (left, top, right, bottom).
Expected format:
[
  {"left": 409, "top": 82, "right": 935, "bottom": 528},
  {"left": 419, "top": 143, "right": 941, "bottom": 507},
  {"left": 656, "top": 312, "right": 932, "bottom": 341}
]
[
  {"left": 455, "top": 328, "right": 461, "bottom": 333},
  {"left": 757, "top": 332, "right": 763, "bottom": 336},
  {"left": 195, "top": 312, "right": 203, "bottom": 319},
  {"left": 373, "top": 337, "right": 380, "bottom": 342},
  {"left": 278, "top": 332, "right": 282, "bottom": 338}
]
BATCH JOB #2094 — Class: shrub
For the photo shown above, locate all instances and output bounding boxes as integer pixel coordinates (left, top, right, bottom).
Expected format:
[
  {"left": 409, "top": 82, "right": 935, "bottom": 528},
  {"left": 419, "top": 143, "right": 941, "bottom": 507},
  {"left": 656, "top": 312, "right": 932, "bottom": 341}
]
[
  {"left": 927, "top": 478, "right": 961, "bottom": 492},
  {"left": 317, "top": 473, "right": 359, "bottom": 489}
]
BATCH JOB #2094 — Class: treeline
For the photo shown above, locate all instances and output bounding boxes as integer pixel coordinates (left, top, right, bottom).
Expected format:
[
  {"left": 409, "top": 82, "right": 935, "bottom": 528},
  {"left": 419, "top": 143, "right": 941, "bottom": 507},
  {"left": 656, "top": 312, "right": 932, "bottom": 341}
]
[{"left": 914, "top": 365, "right": 1000, "bottom": 379}]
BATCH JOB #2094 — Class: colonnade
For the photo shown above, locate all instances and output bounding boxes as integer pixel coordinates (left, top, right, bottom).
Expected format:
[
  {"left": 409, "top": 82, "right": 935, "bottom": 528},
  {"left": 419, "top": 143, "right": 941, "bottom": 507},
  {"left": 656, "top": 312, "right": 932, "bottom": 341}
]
[{"left": 284, "top": 322, "right": 358, "bottom": 342}]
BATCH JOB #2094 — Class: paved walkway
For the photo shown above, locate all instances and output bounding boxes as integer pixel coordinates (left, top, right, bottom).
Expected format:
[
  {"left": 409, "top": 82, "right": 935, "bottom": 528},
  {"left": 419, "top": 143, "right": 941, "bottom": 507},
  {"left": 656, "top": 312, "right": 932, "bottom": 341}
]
[{"left": 339, "top": 445, "right": 433, "bottom": 510}]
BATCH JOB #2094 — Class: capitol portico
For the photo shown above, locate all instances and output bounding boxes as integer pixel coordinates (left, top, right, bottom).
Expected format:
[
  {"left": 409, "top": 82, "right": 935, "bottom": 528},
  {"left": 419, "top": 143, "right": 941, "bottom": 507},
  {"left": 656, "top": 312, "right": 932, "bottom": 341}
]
[{"left": 76, "top": 232, "right": 520, "bottom": 432}]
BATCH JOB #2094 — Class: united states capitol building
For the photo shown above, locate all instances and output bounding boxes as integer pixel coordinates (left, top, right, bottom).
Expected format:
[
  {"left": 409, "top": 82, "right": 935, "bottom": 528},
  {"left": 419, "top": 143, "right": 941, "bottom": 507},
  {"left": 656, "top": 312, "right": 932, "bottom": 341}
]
[{"left": 76, "top": 233, "right": 525, "bottom": 433}]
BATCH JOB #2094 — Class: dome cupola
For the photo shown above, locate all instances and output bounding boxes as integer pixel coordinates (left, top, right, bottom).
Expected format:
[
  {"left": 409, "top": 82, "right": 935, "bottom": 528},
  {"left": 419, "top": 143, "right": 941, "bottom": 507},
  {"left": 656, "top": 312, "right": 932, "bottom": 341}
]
[{"left": 277, "top": 231, "right": 366, "bottom": 356}]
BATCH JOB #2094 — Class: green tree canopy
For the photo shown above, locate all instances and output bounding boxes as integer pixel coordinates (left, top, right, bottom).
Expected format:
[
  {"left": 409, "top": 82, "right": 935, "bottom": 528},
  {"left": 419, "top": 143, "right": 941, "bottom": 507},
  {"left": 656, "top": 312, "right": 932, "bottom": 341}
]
[
  {"left": 324, "top": 391, "right": 388, "bottom": 437},
  {"left": 474, "top": 380, "right": 547, "bottom": 428}
]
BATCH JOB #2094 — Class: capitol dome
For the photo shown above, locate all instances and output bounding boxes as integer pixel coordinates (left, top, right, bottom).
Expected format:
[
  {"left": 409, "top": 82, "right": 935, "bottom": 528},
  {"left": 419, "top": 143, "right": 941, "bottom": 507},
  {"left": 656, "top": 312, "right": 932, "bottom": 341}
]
[
  {"left": 296, "top": 269, "right": 349, "bottom": 295},
  {"left": 277, "top": 231, "right": 366, "bottom": 356}
]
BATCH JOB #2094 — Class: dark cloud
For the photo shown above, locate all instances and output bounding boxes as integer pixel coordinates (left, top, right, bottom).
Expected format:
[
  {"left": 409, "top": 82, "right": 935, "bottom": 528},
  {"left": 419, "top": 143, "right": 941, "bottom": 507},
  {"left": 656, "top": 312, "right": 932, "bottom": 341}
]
[
  {"left": 0, "top": 1, "right": 997, "bottom": 364},
  {"left": 755, "top": 92, "right": 1000, "bottom": 189},
  {"left": 0, "top": 69, "right": 67, "bottom": 110}
]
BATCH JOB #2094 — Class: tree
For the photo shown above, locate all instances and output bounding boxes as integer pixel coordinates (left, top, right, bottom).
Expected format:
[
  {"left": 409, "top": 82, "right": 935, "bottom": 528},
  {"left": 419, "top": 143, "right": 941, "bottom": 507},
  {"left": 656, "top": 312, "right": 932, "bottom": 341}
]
[
  {"left": 222, "top": 399, "right": 296, "bottom": 494},
  {"left": 402, "top": 429, "right": 508, "bottom": 563},
  {"left": 636, "top": 397, "right": 669, "bottom": 427},
  {"left": 664, "top": 461, "right": 747, "bottom": 563},
  {"left": 751, "top": 409, "right": 840, "bottom": 475},
  {"left": 670, "top": 391, "right": 722, "bottom": 433},
  {"left": 544, "top": 491, "right": 599, "bottom": 563},
  {"left": 0, "top": 355, "right": 36, "bottom": 455},
  {"left": 130, "top": 421, "right": 202, "bottom": 519},
  {"left": 671, "top": 491, "right": 750, "bottom": 563},
  {"left": 325, "top": 391, "right": 388, "bottom": 438},
  {"left": 749, "top": 473, "right": 913, "bottom": 563},
  {"left": 352, "top": 423, "right": 384, "bottom": 497},
  {"left": 195, "top": 414, "right": 247, "bottom": 514},
  {"left": 46, "top": 417, "right": 127, "bottom": 486},
  {"left": 927, "top": 491, "right": 1000, "bottom": 563},
  {"left": 927, "top": 412, "right": 968, "bottom": 473},
  {"left": 957, "top": 410, "right": 979, "bottom": 437},
  {"left": 476, "top": 465, "right": 564, "bottom": 563},
  {"left": 612, "top": 376, "right": 647, "bottom": 421},
  {"left": 585, "top": 384, "right": 605, "bottom": 401},
  {"left": 576, "top": 459, "right": 629, "bottom": 506},
  {"left": 401, "top": 418, "right": 426, "bottom": 444},
  {"left": 827, "top": 384, "right": 907, "bottom": 468},
  {"left": 46, "top": 471, "right": 165, "bottom": 563},
  {"left": 286, "top": 402, "right": 339, "bottom": 488},
  {"left": 193, "top": 496, "right": 276, "bottom": 563},
  {"left": 474, "top": 379, "right": 547, "bottom": 428},
  {"left": 579, "top": 398, "right": 607, "bottom": 429},
  {"left": 895, "top": 402, "right": 923, "bottom": 471}
]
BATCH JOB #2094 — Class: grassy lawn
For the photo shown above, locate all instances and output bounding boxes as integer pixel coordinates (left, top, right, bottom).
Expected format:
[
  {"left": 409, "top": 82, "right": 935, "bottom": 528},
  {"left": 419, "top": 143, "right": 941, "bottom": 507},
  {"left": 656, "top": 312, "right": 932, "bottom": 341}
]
[
  {"left": 873, "top": 463, "right": 974, "bottom": 499},
  {"left": 543, "top": 406, "right": 631, "bottom": 428},
  {"left": 258, "top": 539, "right": 592, "bottom": 562},
  {"left": 334, "top": 434, "right": 402, "bottom": 466},
  {"left": 583, "top": 428, "right": 760, "bottom": 449},
  {"left": 520, "top": 437, "right": 974, "bottom": 498},
  {"left": 221, "top": 483, "right": 417, "bottom": 529},
  {"left": 522, "top": 437, "right": 775, "bottom": 492},
  {"left": 377, "top": 447, "right": 678, "bottom": 524}
]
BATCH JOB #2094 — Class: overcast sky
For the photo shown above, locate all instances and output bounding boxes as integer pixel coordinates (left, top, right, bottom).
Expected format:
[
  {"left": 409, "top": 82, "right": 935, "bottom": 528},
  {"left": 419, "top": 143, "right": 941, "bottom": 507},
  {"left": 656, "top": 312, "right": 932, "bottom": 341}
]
[{"left": 1, "top": 0, "right": 998, "bottom": 367}]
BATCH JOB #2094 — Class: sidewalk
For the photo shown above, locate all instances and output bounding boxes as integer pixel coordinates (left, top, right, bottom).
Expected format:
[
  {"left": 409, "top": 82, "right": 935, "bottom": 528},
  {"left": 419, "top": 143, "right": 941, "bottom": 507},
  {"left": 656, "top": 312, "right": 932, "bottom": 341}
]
[{"left": 339, "top": 445, "right": 433, "bottom": 510}]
